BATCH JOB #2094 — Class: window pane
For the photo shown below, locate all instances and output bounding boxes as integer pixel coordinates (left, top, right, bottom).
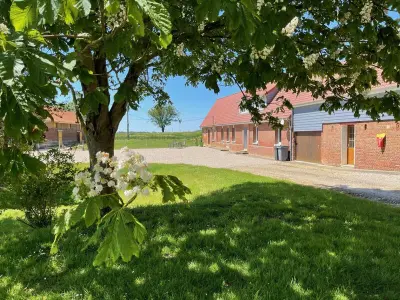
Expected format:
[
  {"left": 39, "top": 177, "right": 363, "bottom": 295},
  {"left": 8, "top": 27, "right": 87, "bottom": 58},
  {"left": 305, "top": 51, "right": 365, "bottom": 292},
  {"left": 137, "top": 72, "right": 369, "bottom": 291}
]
[{"left": 232, "top": 128, "right": 235, "bottom": 141}]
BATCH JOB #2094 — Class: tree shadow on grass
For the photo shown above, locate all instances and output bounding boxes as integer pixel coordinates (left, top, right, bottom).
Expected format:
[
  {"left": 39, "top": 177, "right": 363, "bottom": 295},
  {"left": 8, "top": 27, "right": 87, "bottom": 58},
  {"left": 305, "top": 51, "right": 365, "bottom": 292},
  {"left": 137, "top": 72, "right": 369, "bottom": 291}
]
[{"left": 1, "top": 181, "right": 400, "bottom": 299}]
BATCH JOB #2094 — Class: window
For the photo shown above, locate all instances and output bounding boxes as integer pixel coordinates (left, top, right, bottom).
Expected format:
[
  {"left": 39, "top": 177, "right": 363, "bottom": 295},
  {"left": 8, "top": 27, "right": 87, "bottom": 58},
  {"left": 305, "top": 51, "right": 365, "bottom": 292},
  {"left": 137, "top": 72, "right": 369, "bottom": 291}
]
[
  {"left": 253, "top": 126, "right": 259, "bottom": 144},
  {"left": 226, "top": 127, "right": 230, "bottom": 142},
  {"left": 232, "top": 127, "right": 236, "bottom": 142},
  {"left": 212, "top": 128, "right": 216, "bottom": 141},
  {"left": 221, "top": 127, "right": 224, "bottom": 141}
]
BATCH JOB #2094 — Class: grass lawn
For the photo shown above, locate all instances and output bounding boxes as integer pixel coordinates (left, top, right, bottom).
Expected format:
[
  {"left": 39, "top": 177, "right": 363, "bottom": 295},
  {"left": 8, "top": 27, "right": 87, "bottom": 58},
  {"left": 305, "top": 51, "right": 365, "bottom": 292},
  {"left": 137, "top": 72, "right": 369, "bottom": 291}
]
[
  {"left": 115, "top": 131, "right": 202, "bottom": 149},
  {"left": 74, "top": 131, "right": 202, "bottom": 150},
  {"left": 1, "top": 164, "right": 400, "bottom": 299}
]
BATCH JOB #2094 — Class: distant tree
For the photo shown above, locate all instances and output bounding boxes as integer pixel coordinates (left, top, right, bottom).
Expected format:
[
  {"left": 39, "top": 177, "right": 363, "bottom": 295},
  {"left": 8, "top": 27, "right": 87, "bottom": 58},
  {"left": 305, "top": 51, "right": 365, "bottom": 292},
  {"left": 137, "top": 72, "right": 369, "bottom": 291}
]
[
  {"left": 148, "top": 105, "right": 179, "bottom": 132},
  {"left": 62, "top": 101, "right": 76, "bottom": 112}
]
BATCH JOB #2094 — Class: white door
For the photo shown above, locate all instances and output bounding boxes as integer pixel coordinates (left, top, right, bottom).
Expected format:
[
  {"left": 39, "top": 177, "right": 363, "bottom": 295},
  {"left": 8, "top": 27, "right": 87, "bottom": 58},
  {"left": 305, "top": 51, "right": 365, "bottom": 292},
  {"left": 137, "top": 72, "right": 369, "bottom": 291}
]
[{"left": 243, "top": 128, "right": 248, "bottom": 150}]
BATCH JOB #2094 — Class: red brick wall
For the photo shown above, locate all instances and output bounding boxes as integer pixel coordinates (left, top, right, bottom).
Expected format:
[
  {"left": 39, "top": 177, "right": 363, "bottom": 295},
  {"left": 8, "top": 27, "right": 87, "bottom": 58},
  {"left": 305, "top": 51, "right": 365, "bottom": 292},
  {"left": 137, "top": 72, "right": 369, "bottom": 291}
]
[
  {"left": 320, "top": 121, "right": 400, "bottom": 171},
  {"left": 203, "top": 123, "right": 286, "bottom": 158},
  {"left": 355, "top": 121, "right": 400, "bottom": 171},
  {"left": 321, "top": 124, "right": 342, "bottom": 166},
  {"left": 45, "top": 128, "right": 82, "bottom": 143}
]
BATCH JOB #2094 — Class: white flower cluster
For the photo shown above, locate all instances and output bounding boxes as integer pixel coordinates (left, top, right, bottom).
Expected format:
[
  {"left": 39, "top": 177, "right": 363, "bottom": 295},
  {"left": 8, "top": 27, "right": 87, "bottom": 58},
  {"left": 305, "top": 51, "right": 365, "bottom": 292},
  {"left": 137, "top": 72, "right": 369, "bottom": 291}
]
[
  {"left": 0, "top": 23, "right": 10, "bottom": 35},
  {"left": 175, "top": 43, "right": 185, "bottom": 57},
  {"left": 73, "top": 147, "right": 152, "bottom": 201},
  {"left": 211, "top": 56, "right": 224, "bottom": 73},
  {"left": 303, "top": 53, "right": 319, "bottom": 69},
  {"left": 360, "top": 1, "right": 373, "bottom": 23},
  {"left": 343, "top": 12, "right": 351, "bottom": 22},
  {"left": 377, "top": 44, "right": 386, "bottom": 52},
  {"left": 257, "top": 0, "right": 264, "bottom": 12},
  {"left": 106, "top": 5, "right": 127, "bottom": 30},
  {"left": 281, "top": 16, "right": 299, "bottom": 36},
  {"left": 350, "top": 71, "right": 360, "bottom": 85},
  {"left": 250, "top": 45, "right": 275, "bottom": 60},
  {"left": 198, "top": 22, "right": 205, "bottom": 32}
]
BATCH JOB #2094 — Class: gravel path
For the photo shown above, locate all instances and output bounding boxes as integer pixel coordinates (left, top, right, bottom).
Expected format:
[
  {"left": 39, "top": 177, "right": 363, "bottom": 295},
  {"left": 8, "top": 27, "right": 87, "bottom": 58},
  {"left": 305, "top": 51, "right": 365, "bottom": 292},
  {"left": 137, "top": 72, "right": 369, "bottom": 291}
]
[{"left": 73, "top": 147, "right": 400, "bottom": 206}]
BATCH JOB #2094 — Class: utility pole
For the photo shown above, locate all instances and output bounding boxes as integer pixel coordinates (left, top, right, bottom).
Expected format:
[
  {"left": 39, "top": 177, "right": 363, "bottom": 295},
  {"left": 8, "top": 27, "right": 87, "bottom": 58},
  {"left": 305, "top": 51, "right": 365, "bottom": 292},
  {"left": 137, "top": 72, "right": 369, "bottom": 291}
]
[{"left": 126, "top": 104, "right": 130, "bottom": 140}]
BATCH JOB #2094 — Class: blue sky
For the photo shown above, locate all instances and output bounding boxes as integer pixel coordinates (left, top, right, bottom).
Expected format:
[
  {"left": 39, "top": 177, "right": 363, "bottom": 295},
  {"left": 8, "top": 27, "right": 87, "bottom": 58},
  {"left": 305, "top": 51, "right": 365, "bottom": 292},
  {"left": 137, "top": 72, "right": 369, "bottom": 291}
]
[{"left": 118, "top": 76, "right": 238, "bottom": 132}]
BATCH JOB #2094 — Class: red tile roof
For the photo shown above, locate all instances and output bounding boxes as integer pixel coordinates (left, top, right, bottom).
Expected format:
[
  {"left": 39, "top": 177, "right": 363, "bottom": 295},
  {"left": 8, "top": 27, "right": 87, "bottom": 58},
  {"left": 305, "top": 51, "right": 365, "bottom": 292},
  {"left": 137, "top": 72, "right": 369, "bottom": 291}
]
[
  {"left": 46, "top": 110, "right": 79, "bottom": 124},
  {"left": 201, "top": 75, "right": 399, "bottom": 128},
  {"left": 200, "top": 85, "right": 312, "bottom": 127}
]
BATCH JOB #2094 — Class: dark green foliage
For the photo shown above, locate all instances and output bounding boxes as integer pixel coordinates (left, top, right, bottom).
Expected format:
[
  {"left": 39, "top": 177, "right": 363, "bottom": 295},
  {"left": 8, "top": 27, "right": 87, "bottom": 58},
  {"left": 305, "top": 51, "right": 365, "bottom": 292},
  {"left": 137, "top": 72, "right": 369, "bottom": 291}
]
[{"left": 4, "top": 149, "right": 76, "bottom": 227}]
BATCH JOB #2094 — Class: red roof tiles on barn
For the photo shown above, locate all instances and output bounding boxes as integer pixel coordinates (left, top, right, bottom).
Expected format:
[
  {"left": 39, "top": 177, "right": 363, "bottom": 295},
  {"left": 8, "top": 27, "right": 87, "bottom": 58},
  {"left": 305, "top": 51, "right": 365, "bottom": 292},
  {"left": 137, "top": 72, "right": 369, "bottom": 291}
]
[{"left": 46, "top": 110, "right": 79, "bottom": 124}]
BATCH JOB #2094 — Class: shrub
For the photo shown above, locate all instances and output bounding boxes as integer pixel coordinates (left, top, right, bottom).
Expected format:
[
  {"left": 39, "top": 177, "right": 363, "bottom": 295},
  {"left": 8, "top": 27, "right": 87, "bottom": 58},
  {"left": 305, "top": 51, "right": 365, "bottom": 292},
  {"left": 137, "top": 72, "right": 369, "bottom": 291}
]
[{"left": 9, "top": 149, "right": 76, "bottom": 228}]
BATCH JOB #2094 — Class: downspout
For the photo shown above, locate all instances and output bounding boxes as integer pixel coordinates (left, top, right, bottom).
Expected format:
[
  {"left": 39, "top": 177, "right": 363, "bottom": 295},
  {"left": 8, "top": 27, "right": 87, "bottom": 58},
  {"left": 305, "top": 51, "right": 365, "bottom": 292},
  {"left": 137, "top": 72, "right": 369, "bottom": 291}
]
[{"left": 289, "top": 115, "right": 293, "bottom": 161}]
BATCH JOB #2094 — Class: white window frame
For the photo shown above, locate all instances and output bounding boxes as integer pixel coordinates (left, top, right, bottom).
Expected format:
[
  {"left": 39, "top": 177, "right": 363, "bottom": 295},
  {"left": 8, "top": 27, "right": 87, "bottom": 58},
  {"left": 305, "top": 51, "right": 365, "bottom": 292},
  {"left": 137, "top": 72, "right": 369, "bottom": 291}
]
[{"left": 253, "top": 126, "right": 259, "bottom": 144}]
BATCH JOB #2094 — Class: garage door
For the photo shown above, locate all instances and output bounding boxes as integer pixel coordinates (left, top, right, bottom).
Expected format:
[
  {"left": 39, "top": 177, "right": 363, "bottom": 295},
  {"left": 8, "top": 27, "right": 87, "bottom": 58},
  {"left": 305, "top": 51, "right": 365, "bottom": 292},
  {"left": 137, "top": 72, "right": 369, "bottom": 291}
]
[{"left": 295, "top": 131, "right": 321, "bottom": 163}]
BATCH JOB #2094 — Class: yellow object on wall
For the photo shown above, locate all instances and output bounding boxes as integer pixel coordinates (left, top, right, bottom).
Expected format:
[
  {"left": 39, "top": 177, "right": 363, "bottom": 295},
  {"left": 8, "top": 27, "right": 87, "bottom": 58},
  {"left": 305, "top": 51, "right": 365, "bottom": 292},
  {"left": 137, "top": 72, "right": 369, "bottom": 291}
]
[{"left": 376, "top": 133, "right": 386, "bottom": 139}]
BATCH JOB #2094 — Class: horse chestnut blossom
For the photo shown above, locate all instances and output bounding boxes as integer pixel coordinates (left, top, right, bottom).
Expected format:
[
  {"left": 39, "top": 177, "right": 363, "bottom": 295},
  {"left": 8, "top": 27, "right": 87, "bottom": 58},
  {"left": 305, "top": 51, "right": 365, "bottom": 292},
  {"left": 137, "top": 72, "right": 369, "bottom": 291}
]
[
  {"left": 73, "top": 147, "right": 152, "bottom": 202},
  {"left": 303, "top": 53, "right": 319, "bottom": 69},
  {"left": 281, "top": 16, "right": 299, "bottom": 36}
]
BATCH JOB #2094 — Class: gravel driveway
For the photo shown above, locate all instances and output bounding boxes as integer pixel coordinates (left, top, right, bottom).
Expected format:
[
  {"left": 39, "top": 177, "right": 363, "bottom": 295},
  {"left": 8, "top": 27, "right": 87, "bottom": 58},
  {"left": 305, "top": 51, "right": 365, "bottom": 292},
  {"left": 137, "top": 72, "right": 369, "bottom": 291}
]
[{"left": 73, "top": 147, "right": 400, "bottom": 206}]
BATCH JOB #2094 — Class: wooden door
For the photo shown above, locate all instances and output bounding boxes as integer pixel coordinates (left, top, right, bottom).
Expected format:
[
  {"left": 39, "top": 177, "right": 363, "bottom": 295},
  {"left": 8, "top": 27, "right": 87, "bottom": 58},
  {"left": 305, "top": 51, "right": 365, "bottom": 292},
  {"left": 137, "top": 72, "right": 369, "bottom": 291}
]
[
  {"left": 243, "top": 128, "right": 248, "bottom": 150},
  {"left": 295, "top": 131, "right": 321, "bottom": 163},
  {"left": 347, "top": 125, "right": 355, "bottom": 165}
]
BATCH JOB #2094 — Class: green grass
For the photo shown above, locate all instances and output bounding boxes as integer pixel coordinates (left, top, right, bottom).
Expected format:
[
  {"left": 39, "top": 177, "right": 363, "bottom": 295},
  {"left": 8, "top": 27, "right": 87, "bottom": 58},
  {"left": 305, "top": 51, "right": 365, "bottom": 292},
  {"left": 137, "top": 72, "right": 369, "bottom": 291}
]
[
  {"left": 115, "top": 131, "right": 202, "bottom": 149},
  {"left": 1, "top": 164, "right": 400, "bottom": 299},
  {"left": 75, "top": 131, "right": 202, "bottom": 150}
]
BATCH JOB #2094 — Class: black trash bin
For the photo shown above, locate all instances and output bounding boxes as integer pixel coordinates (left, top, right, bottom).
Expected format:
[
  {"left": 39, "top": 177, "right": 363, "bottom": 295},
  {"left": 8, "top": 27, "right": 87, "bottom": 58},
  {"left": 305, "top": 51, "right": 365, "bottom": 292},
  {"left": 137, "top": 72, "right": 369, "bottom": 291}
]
[{"left": 274, "top": 145, "right": 289, "bottom": 161}]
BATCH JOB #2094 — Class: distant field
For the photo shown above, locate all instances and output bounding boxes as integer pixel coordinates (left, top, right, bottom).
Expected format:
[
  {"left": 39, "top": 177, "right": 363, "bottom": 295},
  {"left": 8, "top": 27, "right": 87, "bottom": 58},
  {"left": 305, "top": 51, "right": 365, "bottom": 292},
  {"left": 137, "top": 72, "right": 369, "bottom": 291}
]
[
  {"left": 73, "top": 131, "right": 203, "bottom": 150},
  {"left": 114, "top": 131, "right": 202, "bottom": 149}
]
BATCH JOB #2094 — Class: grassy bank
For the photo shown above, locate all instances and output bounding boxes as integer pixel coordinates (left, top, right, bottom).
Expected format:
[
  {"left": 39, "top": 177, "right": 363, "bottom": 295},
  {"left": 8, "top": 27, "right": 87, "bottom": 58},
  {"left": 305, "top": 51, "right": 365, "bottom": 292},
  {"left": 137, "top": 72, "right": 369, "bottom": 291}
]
[{"left": 1, "top": 164, "right": 400, "bottom": 299}]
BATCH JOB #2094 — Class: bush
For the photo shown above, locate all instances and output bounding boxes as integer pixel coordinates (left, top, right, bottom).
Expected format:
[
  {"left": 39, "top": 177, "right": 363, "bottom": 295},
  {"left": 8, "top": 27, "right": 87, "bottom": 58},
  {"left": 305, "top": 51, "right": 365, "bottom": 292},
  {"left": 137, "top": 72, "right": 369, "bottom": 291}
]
[{"left": 9, "top": 149, "right": 76, "bottom": 227}]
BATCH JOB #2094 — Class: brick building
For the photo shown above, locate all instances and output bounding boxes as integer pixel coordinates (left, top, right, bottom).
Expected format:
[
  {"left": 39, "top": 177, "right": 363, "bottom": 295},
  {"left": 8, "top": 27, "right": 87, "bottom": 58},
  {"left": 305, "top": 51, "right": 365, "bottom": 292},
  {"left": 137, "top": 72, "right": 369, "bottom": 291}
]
[
  {"left": 42, "top": 110, "right": 84, "bottom": 148},
  {"left": 201, "top": 83, "right": 400, "bottom": 171}
]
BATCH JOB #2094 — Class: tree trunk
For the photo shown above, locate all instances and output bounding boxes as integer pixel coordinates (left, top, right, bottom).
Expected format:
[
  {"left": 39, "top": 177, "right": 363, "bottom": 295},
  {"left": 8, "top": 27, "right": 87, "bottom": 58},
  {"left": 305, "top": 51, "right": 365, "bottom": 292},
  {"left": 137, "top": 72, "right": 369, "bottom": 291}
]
[
  {"left": 161, "top": 126, "right": 165, "bottom": 133},
  {"left": 86, "top": 126, "right": 116, "bottom": 168}
]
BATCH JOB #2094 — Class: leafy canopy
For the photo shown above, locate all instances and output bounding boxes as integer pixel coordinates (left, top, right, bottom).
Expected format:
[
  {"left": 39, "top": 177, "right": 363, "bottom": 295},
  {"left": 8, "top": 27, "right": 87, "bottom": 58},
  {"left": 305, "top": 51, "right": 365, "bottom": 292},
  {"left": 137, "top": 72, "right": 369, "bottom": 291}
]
[
  {"left": 148, "top": 104, "right": 179, "bottom": 132},
  {"left": 1, "top": 0, "right": 400, "bottom": 169}
]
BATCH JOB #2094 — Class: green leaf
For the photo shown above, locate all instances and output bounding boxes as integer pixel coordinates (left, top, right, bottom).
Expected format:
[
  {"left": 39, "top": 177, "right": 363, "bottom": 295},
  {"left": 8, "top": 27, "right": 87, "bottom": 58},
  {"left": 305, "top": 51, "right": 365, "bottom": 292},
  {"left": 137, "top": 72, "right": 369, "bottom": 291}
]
[
  {"left": 82, "top": 88, "right": 109, "bottom": 114},
  {"left": 37, "top": 0, "right": 60, "bottom": 25},
  {"left": 116, "top": 213, "right": 139, "bottom": 261},
  {"left": 85, "top": 198, "right": 101, "bottom": 227},
  {"left": 61, "top": 0, "right": 79, "bottom": 25},
  {"left": 133, "top": 219, "right": 147, "bottom": 244},
  {"left": 93, "top": 231, "right": 119, "bottom": 266},
  {"left": 63, "top": 53, "right": 76, "bottom": 71},
  {"left": 127, "top": 0, "right": 145, "bottom": 36},
  {"left": 0, "top": 54, "right": 24, "bottom": 86},
  {"left": 136, "top": 0, "right": 172, "bottom": 45},
  {"left": 10, "top": 0, "right": 38, "bottom": 31},
  {"left": 27, "top": 29, "right": 45, "bottom": 43},
  {"left": 75, "top": 0, "right": 91, "bottom": 15},
  {"left": 105, "top": 0, "right": 119, "bottom": 15},
  {"left": 21, "top": 153, "right": 46, "bottom": 174},
  {"left": 159, "top": 32, "right": 172, "bottom": 49},
  {"left": 114, "top": 82, "right": 132, "bottom": 103}
]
